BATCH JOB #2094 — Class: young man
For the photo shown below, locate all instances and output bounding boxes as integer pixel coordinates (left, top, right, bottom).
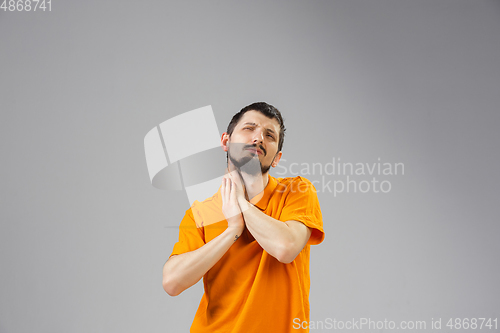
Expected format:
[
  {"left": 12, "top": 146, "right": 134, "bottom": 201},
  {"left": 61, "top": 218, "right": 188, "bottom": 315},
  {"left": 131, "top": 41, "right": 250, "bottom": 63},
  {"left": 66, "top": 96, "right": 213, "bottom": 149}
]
[{"left": 163, "top": 102, "right": 325, "bottom": 332}]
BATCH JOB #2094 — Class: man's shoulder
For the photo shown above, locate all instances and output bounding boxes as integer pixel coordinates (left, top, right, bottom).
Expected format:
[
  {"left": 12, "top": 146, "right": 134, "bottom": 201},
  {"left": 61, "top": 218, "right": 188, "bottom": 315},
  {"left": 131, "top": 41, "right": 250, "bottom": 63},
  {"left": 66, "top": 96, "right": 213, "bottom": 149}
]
[
  {"left": 272, "top": 175, "right": 318, "bottom": 194},
  {"left": 188, "top": 190, "right": 222, "bottom": 215},
  {"left": 274, "top": 175, "right": 315, "bottom": 187},
  {"left": 184, "top": 190, "right": 224, "bottom": 228},
  {"left": 190, "top": 189, "right": 220, "bottom": 206}
]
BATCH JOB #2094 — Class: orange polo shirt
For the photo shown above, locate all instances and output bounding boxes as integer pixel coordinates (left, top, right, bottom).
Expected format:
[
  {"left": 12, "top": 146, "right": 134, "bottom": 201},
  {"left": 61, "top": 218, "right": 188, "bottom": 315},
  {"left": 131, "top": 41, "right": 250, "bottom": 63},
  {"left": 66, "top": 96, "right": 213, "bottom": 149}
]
[{"left": 170, "top": 175, "right": 325, "bottom": 332}]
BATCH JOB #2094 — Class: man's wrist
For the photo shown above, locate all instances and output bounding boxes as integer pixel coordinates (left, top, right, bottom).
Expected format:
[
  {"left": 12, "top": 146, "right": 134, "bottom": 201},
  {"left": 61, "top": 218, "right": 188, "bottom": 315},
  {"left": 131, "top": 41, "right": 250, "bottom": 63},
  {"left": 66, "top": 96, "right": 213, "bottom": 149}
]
[
  {"left": 225, "top": 224, "right": 244, "bottom": 241},
  {"left": 238, "top": 197, "right": 251, "bottom": 211}
]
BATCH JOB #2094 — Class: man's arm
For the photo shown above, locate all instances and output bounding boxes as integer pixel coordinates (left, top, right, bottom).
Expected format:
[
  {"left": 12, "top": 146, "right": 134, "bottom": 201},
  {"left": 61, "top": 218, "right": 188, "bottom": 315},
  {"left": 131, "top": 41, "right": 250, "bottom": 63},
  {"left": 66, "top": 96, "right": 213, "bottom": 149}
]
[
  {"left": 162, "top": 226, "right": 242, "bottom": 296},
  {"left": 238, "top": 199, "right": 312, "bottom": 264},
  {"left": 225, "top": 171, "right": 314, "bottom": 264},
  {"left": 163, "top": 175, "right": 244, "bottom": 296}
]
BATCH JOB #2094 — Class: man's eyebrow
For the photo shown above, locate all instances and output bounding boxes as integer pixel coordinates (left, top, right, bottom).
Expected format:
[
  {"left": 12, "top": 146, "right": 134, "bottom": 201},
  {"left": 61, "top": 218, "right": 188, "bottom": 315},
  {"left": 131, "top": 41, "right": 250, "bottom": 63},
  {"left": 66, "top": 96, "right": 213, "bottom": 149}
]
[{"left": 241, "top": 122, "right": 276, "bottom": 135}]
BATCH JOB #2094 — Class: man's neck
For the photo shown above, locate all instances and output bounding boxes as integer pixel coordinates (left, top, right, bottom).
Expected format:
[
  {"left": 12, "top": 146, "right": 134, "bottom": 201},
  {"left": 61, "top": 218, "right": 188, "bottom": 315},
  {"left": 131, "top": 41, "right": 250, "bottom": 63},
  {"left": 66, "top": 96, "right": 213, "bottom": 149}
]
[
  {"left": 227, "top": 162, "right": 269, "bottom": 202},
  {"left": 239, "top": 171, "right": 269, "bottom": 202}
]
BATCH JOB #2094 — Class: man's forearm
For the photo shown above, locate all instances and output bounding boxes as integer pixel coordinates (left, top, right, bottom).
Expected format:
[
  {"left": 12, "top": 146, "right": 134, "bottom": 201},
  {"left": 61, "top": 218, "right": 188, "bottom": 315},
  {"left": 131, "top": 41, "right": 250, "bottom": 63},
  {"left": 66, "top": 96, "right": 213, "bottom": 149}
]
[
  {"left": 238, "top": 199, "right": 309, "bottom": 263},
  {"left": 162, "top": 226, "right": 243, "bottom": 296}
]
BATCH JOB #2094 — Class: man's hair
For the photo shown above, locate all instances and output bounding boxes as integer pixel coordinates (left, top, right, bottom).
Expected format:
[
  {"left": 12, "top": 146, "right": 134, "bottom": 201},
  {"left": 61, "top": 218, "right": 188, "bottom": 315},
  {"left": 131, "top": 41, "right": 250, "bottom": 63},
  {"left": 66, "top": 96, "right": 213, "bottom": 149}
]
[{"left": 226, "top": 102, "right": 286, "bottom": 152}]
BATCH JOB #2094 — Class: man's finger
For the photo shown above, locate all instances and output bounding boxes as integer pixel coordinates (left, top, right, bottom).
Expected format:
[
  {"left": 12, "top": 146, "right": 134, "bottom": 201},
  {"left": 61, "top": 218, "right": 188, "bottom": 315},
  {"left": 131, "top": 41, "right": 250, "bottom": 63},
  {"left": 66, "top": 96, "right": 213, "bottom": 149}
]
[{"left": 221, "top": 177, "right": 226, "bottom": 203}]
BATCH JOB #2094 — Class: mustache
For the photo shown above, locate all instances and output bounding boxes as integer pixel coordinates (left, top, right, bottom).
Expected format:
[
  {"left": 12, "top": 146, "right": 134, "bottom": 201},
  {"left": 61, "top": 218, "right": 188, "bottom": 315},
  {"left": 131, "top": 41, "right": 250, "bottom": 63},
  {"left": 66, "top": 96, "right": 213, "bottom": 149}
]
[{"left": 244, "top": 144, "right": 266, "bottom": 156}]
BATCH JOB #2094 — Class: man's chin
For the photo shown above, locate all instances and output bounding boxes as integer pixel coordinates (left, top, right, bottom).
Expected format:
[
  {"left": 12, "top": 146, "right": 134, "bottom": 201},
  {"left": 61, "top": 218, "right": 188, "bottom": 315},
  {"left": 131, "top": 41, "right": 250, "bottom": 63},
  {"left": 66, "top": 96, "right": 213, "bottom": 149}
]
[{"left": 229, "top": 155, "right": 269, "bottom": 176}]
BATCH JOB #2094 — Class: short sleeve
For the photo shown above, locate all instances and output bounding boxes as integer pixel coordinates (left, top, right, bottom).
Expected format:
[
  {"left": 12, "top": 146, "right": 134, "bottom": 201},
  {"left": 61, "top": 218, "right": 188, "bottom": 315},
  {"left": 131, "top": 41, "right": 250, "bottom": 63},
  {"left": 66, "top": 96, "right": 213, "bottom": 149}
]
[
  {"left": 279, "top": 177, "right": 325, "bottom": 245},
  {"left": 170, "top": 208, "right": 206, "bottom": 257}
]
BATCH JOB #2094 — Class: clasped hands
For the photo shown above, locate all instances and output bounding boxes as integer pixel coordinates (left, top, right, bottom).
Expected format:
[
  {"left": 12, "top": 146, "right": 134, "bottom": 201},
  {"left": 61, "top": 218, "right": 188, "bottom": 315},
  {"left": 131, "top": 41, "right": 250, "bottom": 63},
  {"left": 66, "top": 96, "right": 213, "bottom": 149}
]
[{"left": 220, "top": 170, "right": 248, "bottom": 231}]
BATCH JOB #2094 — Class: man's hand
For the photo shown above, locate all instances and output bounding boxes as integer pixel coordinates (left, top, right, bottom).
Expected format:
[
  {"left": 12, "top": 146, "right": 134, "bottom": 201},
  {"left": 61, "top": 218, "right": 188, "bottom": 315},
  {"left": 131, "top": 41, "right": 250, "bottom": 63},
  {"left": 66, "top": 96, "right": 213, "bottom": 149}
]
[
  {"left": 221, "top": 175, "right": 245, "bottom": 233},
  {"left": 226, "top": 170, "right": 247, "bottom": 202},
  {"left": 163, "top": 175, "right": 247, "bottom": 297}
]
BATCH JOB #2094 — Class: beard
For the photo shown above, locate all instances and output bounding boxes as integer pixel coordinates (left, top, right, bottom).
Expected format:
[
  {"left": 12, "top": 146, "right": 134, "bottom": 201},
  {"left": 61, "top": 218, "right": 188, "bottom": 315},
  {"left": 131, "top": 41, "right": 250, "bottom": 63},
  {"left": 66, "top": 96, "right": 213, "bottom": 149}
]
[{"left": 227, "top": 143, "right": 272, "bottom": 176}]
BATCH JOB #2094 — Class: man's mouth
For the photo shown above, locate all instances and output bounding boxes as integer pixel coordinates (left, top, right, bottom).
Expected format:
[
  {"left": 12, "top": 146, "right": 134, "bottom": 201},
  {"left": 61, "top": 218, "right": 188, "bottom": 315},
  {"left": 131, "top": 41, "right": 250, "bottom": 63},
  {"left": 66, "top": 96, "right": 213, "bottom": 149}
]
[{"left": 245, "top": 147, "right": 264, "bottom": 155}]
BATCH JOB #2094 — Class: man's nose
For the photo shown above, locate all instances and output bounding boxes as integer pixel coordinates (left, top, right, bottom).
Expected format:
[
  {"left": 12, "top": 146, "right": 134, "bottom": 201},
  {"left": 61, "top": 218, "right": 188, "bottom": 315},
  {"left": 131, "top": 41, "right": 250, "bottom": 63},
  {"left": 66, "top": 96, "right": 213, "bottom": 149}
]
[{"left": 251, "top": 130, "right": 264, "bottom": 144}]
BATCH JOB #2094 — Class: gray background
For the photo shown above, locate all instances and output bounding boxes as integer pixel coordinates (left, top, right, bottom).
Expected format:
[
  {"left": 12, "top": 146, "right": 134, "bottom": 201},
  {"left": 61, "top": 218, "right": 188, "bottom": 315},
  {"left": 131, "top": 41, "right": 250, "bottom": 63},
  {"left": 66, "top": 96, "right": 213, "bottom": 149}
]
[{"left": 1, "top": 1, "right": 499, "bottom": 332}]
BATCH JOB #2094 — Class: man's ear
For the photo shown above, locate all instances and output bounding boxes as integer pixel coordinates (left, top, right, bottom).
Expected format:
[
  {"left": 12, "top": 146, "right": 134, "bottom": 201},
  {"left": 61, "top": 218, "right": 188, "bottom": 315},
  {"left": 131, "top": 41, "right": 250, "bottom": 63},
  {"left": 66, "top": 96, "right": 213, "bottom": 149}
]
[
  {"left": 221, "top": 132, "right": 230, "bottom": 152},
  {"left": 271, "top": 151, "right": 283, "bottom": 167}
]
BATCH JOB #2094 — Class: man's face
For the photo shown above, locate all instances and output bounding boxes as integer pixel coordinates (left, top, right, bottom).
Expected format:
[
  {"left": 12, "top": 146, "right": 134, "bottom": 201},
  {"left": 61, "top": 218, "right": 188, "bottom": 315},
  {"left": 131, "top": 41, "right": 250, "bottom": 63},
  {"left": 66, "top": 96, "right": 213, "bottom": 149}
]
[{"left": 225, "top": 110, "right": 282, "bottom": 176}]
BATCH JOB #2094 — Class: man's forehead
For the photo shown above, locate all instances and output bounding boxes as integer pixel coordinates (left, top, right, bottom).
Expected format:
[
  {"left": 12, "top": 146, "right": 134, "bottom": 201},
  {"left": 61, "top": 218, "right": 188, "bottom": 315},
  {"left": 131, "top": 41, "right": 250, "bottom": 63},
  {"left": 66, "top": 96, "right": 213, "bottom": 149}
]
[{"left": 238, "top": 110, "right": 280, "bottom": 132}]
